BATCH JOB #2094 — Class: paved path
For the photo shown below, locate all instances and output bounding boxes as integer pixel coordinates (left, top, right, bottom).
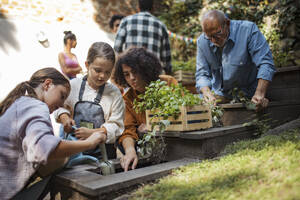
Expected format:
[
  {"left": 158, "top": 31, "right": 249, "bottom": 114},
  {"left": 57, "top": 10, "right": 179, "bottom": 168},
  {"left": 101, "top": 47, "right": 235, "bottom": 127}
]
[{"left": 0, "top": 17, "right": 114, "bottom": 135}]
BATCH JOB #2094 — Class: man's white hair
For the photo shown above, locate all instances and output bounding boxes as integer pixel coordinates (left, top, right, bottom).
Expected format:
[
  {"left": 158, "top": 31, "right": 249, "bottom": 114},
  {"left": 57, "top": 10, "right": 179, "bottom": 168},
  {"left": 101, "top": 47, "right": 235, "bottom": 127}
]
[{"left": 201, "top": 10, "right": 227, "bottom": 28}]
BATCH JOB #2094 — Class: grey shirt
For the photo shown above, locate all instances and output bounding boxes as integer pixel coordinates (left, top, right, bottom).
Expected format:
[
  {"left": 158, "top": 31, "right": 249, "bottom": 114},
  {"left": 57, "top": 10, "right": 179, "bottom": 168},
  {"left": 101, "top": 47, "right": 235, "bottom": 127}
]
[{"left": 0, "top": 96, "right": 61, "bottom": 200}]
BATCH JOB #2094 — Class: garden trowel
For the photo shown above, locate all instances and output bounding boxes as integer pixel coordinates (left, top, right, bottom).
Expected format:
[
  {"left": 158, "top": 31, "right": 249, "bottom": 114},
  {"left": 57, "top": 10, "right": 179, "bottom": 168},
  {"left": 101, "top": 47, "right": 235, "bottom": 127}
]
[{"left": 99, "top": 143, "right": 115, "bottom": 175}]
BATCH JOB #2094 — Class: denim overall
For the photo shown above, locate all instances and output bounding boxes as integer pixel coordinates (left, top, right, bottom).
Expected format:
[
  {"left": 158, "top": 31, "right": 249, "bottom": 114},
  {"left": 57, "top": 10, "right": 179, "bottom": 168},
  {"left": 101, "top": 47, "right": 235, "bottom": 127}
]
[
  {"left": 73, "top": 75, "right": 105, "bottom": 155},
  {"left": 65, "top": 76, "right": 115, "bottom": 167}
]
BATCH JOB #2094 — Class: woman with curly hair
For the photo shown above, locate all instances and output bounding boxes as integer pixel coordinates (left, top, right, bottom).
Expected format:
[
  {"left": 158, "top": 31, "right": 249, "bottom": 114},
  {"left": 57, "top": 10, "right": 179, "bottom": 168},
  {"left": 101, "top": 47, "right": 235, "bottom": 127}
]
[{"left": 113, "top": 47, "right": 177, "bottom": 172}]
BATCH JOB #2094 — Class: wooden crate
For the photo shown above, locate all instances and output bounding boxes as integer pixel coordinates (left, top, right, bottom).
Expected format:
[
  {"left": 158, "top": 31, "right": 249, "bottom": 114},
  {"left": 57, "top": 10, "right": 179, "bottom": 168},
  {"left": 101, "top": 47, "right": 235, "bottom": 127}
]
[
  {"left": 173, "top": 70, "right": 196, "bottom": 85},
  {"left": 146, "top": 105, "right": 212, "bottom": 132}
]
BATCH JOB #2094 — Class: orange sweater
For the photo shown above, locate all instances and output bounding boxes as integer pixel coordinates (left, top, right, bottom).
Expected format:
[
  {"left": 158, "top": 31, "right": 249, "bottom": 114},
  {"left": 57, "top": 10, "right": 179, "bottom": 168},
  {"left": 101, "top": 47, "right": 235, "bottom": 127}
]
[{"left": 118, "top": 75, "right": 178, "bottom": 144}]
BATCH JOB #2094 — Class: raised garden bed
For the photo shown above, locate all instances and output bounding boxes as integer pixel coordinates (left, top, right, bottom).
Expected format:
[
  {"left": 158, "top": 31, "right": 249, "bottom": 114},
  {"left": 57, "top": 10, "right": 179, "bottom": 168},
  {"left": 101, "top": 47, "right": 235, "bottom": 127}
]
[
  {"left": 161, "top": 124, "right": 257, "bottom": 161},
  {"left": 220, "top": 100, "right": 300, "bottom": 127},
  {"left": 266, "top": 66, "right": 300, "bottom": 101}
]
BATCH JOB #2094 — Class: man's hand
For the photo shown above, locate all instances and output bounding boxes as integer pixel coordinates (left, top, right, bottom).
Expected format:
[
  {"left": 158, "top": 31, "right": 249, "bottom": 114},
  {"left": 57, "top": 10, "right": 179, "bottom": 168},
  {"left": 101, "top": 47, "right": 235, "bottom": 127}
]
[
  {"left": 201, "top": 86, "right": 216, "bottom": 105},
  {"left": 59, "top": 113, "right": 75, "bottom": 133},
  {"left": 251, "top": 95, "right": 269, "bottom": 112},
  {"left": 252, "top": 79, "right": 270, "bottom": 112}
]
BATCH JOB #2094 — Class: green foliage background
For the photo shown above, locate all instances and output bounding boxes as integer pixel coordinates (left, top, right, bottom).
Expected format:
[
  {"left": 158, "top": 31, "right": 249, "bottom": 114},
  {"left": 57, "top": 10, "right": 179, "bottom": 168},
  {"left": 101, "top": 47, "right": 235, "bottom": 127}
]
[{"left": 153, "top": 0, "right": 300, "bottom": 70}]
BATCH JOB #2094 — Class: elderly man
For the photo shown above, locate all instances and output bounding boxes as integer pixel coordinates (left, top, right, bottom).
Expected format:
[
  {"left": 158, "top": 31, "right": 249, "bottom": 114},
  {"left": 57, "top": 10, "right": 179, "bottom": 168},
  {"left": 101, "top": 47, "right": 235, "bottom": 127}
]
[{"left": 195, "top": 10, "right": 276, "bottom": 111}]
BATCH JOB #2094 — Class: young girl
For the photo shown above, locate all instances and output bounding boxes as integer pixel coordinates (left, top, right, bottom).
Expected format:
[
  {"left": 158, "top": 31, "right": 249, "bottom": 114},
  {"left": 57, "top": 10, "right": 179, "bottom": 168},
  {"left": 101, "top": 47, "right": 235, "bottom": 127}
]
[
  {"left": 0, "top": 67, "right": 105, "bottom": 200},
  {"left": 58, "top": 31, "right": 82, "bottom": 79},
  {"left": 54, "top": 42, "right": 125, "bottom": 161}
]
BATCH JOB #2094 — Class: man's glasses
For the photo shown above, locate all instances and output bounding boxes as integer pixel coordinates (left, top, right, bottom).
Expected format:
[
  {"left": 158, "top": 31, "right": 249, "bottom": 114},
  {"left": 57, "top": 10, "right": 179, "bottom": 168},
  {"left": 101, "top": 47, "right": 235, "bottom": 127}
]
[{"left": 204, "top": 24, "right": 225, "bottom": 40}]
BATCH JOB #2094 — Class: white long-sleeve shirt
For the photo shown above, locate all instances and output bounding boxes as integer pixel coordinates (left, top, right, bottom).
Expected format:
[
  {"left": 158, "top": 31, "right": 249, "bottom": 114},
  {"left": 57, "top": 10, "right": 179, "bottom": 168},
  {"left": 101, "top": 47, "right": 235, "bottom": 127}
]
[{"left": 54, "top": 78, "right": 125, "bottom": 144}]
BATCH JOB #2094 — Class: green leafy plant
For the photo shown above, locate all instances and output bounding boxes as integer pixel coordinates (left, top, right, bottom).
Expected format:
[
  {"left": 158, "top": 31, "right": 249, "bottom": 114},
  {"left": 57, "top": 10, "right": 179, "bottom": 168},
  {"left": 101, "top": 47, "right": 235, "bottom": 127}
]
[
  {"left": 172, "top": 57, "right": 196, "bottom": 72},
  {"left": 134, "top": 80, "right": 204, "bottom": 120},
  {"left": 243, "top": 115, "right": 272, "bottom": 136},
  {"left": 135, "top": 80, "right": 224, "bottom": 160},
  {"left": 261, "top": 26, "right": 292, "bottom": 67},
  {"left": 229, "top": 87, "right": 273, "bottom": 136},
  {"left": 137, "top": 120, "right": 169, "bottom": 164}
]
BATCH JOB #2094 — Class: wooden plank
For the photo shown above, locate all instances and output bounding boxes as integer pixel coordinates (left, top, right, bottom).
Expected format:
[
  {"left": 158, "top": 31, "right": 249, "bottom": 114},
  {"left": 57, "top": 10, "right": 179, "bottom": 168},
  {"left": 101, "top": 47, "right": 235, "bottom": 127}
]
[
  {"left": 178, "top": 124, "right": 255, "bottom": 140},
  {"left": 276, "top": 65, "right": 300, "bottom": 73},
  {"left": 174, "top": 70, "right": 195, "bottom": 83},
  {"left": 54, "top": 158, "right": 198, "bottom": 197},
  {"left": 157, "top": 124, "right": 255, "bottom": 139},
  {"left": 220, "top": 100, "right": 300, "bottom": 126},
  {"left": 186, "top": 113, "right": 210, "bottom": 120},
  {"left": 185, "top": 121, "right": 212, "bottom": 130},
  {"left": 220, "top": 100, "right": 300, "bottom": 109}
]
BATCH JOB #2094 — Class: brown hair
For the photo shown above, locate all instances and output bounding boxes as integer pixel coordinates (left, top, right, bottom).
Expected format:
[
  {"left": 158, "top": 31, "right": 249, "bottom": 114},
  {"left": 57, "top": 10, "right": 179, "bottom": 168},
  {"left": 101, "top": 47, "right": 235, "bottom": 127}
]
[
  {"left": 86, "top": 42, "right": 115, "bottom": 65},
  {"left": 0, "top": 67, "right": 70, "bottom": 116}
]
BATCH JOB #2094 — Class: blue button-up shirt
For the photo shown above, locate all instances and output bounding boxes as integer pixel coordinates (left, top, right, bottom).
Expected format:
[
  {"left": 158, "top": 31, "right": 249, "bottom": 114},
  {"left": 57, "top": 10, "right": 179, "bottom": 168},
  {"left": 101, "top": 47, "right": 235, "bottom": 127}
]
[{"left": 195, "top": 20, "right": 276, "bottom": 98}]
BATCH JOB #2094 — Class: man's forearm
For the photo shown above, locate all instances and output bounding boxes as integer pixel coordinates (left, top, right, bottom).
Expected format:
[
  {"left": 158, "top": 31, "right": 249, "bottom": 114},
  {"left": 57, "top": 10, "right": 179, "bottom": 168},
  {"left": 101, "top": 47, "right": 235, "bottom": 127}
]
[{"left": 255, "top": 79, "right": 270, "bottom": 97}]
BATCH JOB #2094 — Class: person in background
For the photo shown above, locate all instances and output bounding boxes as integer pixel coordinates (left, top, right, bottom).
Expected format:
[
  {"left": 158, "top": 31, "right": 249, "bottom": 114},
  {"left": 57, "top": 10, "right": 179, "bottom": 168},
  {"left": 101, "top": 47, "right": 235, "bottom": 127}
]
[
  {"left": 114, "top": 0, "right": 172, "bottom": 74},
  {"left": 54, "top": 42, "right": 125, "bottom": 164},
  {"left": 195, "top": 10, "right": 276, "bottom": 111},
  {"left": 109, "top": 14, "right": 125, "bottom": 34},
  {"left": 108, "top": 14, "right": 127, "bottom": 94},
  {"left": 58, "top": 31, "right": 82, "bottom": 79},
  {"left": 113, "top": 47, "right": 177, "bottom": 171},
  {"left": 0, "top": 67, "right": 105, "bottom": 200}
]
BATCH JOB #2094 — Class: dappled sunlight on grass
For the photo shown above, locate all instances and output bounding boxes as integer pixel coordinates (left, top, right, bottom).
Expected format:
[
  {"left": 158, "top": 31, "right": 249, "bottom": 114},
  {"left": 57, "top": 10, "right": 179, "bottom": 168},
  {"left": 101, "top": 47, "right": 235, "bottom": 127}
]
[{"left": 131, "top": 129, "right": 300, "bottom": 200}]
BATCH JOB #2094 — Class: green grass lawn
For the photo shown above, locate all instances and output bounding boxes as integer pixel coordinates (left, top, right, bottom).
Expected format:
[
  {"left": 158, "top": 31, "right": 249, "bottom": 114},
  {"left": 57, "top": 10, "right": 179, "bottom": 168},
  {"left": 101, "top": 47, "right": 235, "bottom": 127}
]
[{"left": 130, "top": 129, "right": 300, "bottom": 200}]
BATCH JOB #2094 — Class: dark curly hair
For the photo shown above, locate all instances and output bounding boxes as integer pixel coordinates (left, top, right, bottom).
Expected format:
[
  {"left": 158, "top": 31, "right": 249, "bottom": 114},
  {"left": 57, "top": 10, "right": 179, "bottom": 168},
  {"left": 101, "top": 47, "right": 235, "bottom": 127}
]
[{"left": 113, "top": 47, "right": 162, "bottom": 88}]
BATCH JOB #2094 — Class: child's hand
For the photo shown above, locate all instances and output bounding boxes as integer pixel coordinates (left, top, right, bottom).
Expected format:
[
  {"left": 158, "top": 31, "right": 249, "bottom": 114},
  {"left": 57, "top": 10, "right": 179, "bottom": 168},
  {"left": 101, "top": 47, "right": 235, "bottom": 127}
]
[
  {"left": 60, "top": 114, "right": 75, "bottom": 133},
  {"left": 137, "top": 123, "right": 147, "bottom": 134},
  {"left": 74, "top": 127, "right": 93, "bottom": 140},
  {"left": 86, "top": 131, "right": 107, "bottom": 149}
]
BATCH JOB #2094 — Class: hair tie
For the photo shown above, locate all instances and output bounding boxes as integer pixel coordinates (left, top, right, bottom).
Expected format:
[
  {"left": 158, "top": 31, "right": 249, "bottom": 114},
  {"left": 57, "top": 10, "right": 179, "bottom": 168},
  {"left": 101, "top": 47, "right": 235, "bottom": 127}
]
[{"left": 24, "top": 81, "right": 31, "bottom": 96}]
